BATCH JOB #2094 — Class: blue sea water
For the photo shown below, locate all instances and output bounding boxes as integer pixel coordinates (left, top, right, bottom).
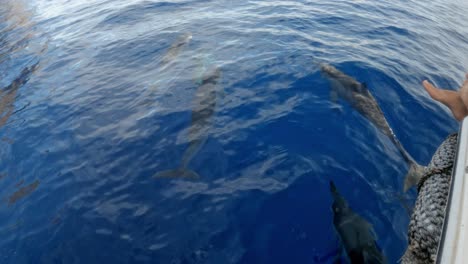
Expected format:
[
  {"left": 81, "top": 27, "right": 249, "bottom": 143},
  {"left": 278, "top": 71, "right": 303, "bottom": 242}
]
[{"left": 1, "top": 0, "right": 468, "bottom": 263}]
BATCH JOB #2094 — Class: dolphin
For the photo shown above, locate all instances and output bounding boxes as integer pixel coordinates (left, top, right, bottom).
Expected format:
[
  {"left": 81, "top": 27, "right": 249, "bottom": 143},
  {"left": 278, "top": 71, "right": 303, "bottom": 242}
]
[
  {"left": 8, "top": 180, "right": 40, "bottom": 206},
  {"left": 154, "top": 67, "right": 221, "bottom": 179},
  {"left": 320, "top": 64, "right": 424, "bottom": 192},
  {"left": 159, "top": 33, "right": 192, "bottom": 69},
  {"left": 0, "top": 62, "right": 39, "bottom": 128},
  {"left": 144, "top": 33, "right": 192, "bottom": 96},
  {"left": 330, "top": 181, "right": 388, "bottom": 264}
]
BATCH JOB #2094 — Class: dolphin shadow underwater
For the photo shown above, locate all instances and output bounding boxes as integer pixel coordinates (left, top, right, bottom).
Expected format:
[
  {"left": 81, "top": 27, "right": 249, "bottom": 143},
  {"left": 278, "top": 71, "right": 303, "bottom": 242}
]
[
  {"left": 330, "top": 181, "right": 388, "bottom": 264},
  {"left": 320, "top": 64, "right": 424, "bottom": 192}
]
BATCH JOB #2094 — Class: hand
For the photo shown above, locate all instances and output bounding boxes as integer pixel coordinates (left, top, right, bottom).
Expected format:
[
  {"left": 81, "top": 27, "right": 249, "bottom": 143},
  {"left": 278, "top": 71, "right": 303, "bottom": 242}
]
[{"left": 423, "top": 74, "right": 468, "bottom": 121}]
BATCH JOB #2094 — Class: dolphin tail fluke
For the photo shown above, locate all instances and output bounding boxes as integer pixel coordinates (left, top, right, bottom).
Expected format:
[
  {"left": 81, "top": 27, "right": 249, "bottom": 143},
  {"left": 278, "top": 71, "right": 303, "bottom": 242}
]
[
  {"left": 153, "top": 168, "right": 200, "bottom": 180},
  {"left": 403, "top": 163, "right": 425, "bottom": 192}
]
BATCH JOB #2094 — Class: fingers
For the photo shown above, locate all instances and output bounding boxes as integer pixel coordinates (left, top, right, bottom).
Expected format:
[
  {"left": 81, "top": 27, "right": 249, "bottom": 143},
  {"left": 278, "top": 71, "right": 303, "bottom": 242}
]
[
  {"left": 423, "top": 79, "right": 468, "bottom": 120},
  {"left": 423, "top": 80, "right": 444, "bottom": 101}
]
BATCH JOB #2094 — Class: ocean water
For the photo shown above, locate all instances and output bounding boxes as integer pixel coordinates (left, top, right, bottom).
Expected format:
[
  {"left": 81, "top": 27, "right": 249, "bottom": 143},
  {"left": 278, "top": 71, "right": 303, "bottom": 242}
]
[{"left": 1, "top": 0, "right": 467, "bottom": 263}]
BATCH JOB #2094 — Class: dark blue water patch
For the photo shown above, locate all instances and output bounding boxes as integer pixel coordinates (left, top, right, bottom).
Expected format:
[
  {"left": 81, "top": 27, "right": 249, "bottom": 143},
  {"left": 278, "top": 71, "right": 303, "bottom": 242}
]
[
  {"left": 381, "top": 25, "right": 412, "bottom": 36},
  {"left": 314, "top": 15, "right": 353, "bottom": 28},
  {"left": 33, "top": 190, "right": 236, "bottom": 263},
  {"left": 363, "top": 25, "right": 414, "bottom": 39},
  {"left": 237, "top": 170, "right": 340, "bottom": 264}
]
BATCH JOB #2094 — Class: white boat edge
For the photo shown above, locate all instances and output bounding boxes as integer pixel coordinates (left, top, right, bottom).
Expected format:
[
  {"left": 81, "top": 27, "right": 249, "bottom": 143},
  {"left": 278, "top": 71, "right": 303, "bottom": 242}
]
[{"left": 437, "top": 117, "right": 468, "bottom": 263}]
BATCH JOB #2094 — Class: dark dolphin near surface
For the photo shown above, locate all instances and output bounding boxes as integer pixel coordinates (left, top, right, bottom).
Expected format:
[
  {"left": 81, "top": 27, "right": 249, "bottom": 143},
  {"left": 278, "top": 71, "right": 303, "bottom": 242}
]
[
  {"left": 330, "top": 181, "right": 388, "bottom": 264},
  {"left": 321, "top": 64, "right": 424, "bottom": 192},
  {"left": 154, "top": 67, "right": 222, "bottom": 179},
  {"left": 159, "top": 33, "right": 192, "bottom": 69}
]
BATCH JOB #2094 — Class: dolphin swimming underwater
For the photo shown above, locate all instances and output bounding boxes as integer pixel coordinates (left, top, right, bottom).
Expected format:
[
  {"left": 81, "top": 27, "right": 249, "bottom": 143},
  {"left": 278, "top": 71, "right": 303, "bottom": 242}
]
[
  {"left": 154, "top": 67, "right": 221, "bottom": 179},
  {"left": 330, "top": 181, "right": 388, "bottom": 264},
  {"left": 142, "top": 33, "right": 193, "bottom": 99},
  {"left": 321, "top": 64, "right": 424, "bottom": 192},
  {"left": 0, "top": 62, "right": 39, "bottom": 128},
  {"left": 159, "top": 33, "right": 192, "bottom": 69}
]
